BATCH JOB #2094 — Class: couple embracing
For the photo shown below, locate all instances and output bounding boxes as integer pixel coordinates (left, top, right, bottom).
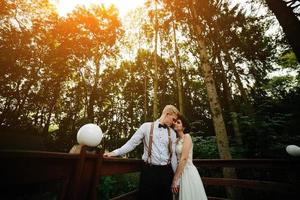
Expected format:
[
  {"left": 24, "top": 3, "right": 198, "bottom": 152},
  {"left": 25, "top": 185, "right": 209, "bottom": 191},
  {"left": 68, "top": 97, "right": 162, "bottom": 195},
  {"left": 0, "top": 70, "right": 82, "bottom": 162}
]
[{"left": 104, "top": 105, "right": 207, "bottom": 200}]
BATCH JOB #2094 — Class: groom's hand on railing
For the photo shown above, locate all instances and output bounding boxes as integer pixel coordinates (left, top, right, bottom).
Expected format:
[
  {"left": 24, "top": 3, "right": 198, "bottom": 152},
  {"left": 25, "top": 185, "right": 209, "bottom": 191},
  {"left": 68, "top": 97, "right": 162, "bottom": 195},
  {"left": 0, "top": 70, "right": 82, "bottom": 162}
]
[{"left": 103, "top": 152, "right": 116, "bottom": 157}]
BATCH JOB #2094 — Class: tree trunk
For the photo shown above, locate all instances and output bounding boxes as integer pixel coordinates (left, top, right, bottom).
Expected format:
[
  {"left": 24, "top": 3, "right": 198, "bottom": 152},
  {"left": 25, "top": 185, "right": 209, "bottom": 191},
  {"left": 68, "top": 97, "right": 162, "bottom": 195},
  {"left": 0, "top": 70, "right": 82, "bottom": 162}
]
[
  {"left": 172, "top": 17, "right": 184, "bottom": 115},
  {"left": 188, "top": 0, "right": 232, "bottom": 161},
  {"left": 144, "top": 73, "right": 148, "bottom": 122},
  {"left": 218, "top": 55, "right": 243, "bottom": 145},
  {"left": 224, "top": 51, "right": 248, "bottom": 104},
  {"left": 182, "top": 65, "right": 193, "bottom": 117},
  {"left": 87, "top": 58, "right": 101, "bottom": 123},
  {"left": 223, "top": 49, "right": 254, "bottom": 115},
  {"left": 188, "top": 1, "right": 240, "bottom": 199},
  {"left": 197, "top": 42, "right": 231, "bottom": 160},
  {"left": 43, "top": 92, "right": 59, "bottom": 134},
  {"left": 265, "top": 0, "right": 300, "bottom": 61},
  {"left": 153, "top": 0, "right": 159, "bottom": 119},
  {"left": 0, "top": 98, "right": 12, "bottom": 125},
  {"left": 129, "top": 65, "right": 134, "bottom": 131},
  {"left": 43, "top": 109, "right": 52, "bottom": 134}
]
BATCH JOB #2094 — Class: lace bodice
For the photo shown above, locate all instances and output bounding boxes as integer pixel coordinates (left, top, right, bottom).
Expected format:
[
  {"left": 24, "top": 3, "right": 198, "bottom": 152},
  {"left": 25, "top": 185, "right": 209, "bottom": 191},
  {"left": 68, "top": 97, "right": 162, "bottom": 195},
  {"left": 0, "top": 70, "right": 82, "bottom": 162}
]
[{"left": 175, "top": 136, "right": 194, "bottom": 166}]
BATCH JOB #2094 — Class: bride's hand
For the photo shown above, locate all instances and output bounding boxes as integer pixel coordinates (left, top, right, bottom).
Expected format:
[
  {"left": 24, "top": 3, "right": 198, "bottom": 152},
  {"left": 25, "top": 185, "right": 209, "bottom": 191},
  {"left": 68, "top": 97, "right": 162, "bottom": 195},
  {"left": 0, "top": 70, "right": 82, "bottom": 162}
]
[{"left": 171, "top": 181, "right": 179, "bottom": 193}]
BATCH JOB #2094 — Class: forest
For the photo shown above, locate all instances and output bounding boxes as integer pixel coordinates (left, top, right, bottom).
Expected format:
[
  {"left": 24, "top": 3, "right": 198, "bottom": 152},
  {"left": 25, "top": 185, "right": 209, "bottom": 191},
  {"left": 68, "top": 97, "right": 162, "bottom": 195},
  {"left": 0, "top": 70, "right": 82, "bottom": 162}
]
[
  {"left": 1, "top": 0, "right": 299, "bottom": 156},
  {"left": 1, "top": 0, "right": 300, "bottom": 156},
  {"left": 0, "top": 0, "right": 300, "bottom": 198}
]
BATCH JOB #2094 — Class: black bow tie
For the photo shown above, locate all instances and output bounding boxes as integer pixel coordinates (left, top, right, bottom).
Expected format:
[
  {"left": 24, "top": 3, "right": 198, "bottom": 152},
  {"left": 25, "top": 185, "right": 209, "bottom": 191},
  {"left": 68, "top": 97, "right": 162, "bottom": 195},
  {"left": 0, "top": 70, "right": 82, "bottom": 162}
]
[{"left": 158, "top": 123, "right": 168, "bottom": 129}]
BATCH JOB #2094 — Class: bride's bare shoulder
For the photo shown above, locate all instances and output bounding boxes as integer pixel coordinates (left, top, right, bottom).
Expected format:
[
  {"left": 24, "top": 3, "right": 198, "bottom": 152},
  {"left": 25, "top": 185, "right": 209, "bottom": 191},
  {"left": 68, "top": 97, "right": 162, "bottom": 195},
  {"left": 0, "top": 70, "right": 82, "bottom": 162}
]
[{"left": 183, "top": 134, "right": 192, "bottom": 140}]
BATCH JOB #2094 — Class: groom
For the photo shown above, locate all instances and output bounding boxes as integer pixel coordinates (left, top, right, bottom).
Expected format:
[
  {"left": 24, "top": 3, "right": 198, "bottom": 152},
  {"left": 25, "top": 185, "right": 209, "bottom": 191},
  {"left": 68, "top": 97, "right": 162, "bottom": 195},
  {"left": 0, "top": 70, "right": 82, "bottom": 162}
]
[{"left": 104, "top": 105, "right": 179, "bottom": 200}]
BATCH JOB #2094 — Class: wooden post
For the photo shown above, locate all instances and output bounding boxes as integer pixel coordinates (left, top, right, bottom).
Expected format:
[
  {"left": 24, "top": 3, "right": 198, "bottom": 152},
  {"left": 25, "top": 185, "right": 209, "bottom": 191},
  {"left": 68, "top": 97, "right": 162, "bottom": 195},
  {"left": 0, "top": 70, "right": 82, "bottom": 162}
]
[
  {"left": 67, "top": 145, "right": 87, "bottom": 200},
  {"left": 90, "top": 150, "right": 103, "bottom": 200}
]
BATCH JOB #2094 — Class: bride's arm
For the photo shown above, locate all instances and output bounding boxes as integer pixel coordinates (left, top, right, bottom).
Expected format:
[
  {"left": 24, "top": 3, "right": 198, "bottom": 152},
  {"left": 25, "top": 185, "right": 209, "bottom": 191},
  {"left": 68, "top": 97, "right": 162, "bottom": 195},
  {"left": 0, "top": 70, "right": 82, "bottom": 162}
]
[{"left": 171, "top": 134, "right": 192, "bottom": 193}]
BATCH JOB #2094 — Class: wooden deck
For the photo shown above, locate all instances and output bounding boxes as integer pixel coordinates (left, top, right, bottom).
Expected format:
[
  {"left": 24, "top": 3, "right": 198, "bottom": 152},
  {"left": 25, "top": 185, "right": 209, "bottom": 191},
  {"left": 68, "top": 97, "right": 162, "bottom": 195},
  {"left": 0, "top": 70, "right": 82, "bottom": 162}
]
[{"left": 0, "top": 146, "right": 299, "bottom": 199}]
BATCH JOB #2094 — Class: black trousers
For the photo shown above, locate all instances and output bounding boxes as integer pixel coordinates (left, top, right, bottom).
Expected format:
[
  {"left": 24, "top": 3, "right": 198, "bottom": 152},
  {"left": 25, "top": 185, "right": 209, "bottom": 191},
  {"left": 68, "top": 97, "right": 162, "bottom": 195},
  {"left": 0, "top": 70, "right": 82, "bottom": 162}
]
[{"left": 138, "top": 163, "right": 174, "bottom": 200}]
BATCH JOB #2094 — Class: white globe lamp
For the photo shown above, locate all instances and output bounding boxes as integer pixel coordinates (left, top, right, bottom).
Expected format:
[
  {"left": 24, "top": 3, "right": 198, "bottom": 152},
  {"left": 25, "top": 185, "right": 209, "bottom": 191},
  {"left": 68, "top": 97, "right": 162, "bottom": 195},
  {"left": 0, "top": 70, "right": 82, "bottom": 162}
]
[
  {"left": 286, "top": 145, "right": 300, "bottom": 157},
  {"left": 77, "top": 124, "right": 103, "bottom": 147}
]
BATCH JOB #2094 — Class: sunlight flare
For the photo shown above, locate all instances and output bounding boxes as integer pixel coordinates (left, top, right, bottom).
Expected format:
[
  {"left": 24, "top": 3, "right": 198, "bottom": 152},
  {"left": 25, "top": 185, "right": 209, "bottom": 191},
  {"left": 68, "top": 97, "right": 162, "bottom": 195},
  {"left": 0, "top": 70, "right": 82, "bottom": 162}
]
[{"left": 55, "top": 0, "right": 145, "bottom": 17}]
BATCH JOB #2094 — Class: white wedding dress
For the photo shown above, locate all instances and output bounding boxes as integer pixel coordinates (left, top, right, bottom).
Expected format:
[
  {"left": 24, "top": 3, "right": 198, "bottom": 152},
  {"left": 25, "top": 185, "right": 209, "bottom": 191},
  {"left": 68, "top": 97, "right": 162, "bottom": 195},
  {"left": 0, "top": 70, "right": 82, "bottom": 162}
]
[{"left": 176, "top": 136, "right": 208, "bottom": 200}]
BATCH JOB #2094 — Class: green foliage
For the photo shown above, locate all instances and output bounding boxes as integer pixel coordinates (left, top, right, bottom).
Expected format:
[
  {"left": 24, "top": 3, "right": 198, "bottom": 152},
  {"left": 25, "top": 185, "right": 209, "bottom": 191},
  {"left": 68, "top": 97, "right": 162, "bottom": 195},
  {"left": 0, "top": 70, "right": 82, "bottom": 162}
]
[
  {"left": 240, "top": 114, "right": 287, "bottom": 157},
  {"left": 263, "top": 75, "right": 296, "bottom": 100},
  {"left": 99, "top": 173, "right": 139, "bottom": 200},
  {"left": 0, "top": 0, "right": 299, "bottom": 161},
  {"left": 192, "top": 136, "right": 219, "bottom": 159},
  {"left": 99, "top": 176, "right": 116, "bottom": 200},
  {"left": 277, "top": 50, "right": 299, "bottom": 69},
  {"left": 192, "top": 136, "right": 247, "bottom": 159},
  {"left": 240, "top": 86, "right": 300, "bottom": 158}
]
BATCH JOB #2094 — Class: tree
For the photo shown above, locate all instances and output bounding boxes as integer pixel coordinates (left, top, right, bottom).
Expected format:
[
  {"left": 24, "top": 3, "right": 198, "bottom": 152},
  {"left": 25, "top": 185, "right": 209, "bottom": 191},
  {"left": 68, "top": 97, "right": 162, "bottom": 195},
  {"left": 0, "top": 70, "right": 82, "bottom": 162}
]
[
  {"left": 172, "top": 14, "right": 185, "bottom": 115},
  {"left": 153, "top": 0, "right": 159, "bottom": 119},
  {"left": 265, "top": 0, "right": 300, "bottom": 61}
]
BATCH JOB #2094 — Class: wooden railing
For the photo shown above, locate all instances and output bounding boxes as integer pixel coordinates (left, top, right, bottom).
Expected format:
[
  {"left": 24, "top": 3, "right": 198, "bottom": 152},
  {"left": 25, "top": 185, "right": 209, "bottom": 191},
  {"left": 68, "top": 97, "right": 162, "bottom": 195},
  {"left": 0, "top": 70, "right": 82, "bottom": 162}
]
[{"left": 0, "top": 147, "right": 299, "bottom": 200}]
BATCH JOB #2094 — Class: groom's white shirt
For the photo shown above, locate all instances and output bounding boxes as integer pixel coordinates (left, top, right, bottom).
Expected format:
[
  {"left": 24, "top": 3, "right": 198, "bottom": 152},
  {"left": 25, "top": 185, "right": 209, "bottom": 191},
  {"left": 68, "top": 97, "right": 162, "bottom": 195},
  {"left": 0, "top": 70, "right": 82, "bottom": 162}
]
[{"left": 112, "top": 120, "right": 178, "bottom": 172}]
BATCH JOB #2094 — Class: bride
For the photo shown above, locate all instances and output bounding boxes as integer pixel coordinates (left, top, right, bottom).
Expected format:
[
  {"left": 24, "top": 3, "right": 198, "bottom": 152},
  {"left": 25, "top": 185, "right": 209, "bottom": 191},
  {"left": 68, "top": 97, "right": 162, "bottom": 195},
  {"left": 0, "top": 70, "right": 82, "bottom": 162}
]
[{"left": 171, "top": 115, "right": 207, "bottom": 200}]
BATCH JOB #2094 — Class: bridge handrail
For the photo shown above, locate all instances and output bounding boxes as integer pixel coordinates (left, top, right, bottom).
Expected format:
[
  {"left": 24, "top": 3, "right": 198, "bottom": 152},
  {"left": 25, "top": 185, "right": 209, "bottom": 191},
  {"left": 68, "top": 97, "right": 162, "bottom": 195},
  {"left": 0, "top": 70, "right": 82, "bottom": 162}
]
[{"left": 1, "top": 148, "right": 299, "bottom": 200}]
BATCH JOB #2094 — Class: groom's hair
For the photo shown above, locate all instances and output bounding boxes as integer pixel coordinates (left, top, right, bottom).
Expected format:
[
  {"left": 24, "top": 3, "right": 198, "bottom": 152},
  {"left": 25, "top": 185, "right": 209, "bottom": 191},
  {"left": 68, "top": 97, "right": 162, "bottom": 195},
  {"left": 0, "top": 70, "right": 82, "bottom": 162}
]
[
  {"left": 177, "top": 114, "right": 191, "bottom": 134},
  {"left": 161, "top": 105, "right": 180, "bottom": 116}
]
